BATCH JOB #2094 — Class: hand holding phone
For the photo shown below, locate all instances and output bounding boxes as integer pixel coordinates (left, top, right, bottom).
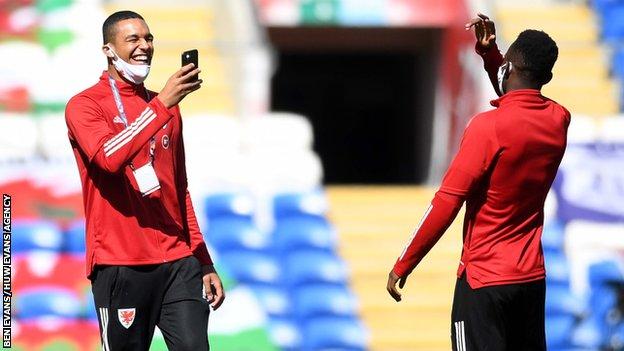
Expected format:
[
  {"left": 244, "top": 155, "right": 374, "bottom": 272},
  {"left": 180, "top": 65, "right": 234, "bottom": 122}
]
[{"left": 181, "top": 49, "right": 199, "bottom": 81}]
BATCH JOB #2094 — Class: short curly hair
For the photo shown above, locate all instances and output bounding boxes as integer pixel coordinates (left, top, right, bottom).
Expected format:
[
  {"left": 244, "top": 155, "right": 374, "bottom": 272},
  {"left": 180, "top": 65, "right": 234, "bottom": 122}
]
[{"left": 507, "top": 30, "right": 558, "bottom": 85}]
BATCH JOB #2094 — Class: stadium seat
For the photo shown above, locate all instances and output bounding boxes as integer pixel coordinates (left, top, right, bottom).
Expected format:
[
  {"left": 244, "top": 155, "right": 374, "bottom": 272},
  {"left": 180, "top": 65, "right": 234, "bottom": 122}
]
[
  {"left": 273, "top": 217, "right": 336, "bottom": 253},
  {"left": 546, "top": 315, "right": 576, "bottom": 349},
  {"left": 219, "top": 251, "right": 280, "bottom": 285},
  {"left": 243, "top": 113, "right": 314, "bottom": 151},
  {"left": 183, "top": 115, "right": 241, "bottom": 150},
  {"left": 13, "top": 319, "right": 101, "bottom": 351},
  {"left": 16, "top": 286, "right": 82, "bottom": 319},
  {"left": 246, "top": 149, "right": 324, "bottom": 193},
  {"left": 542, "top": 219, "right": 566, "bottom": 253},
  {"left": 0, "top": 113, "right": 38, "bottom": 162},
  {"left": 268, "top": 317, "right": 302, "bottom": 351},
  {"left": 545, "top": 285, "right": 584, "bottom": 316},
  {"left": 544, "top": 251, "right": 571, "bottom": 287},
  {"left": 65, "top": 219, "right": 86, "bottom": 255},
  {"left": 273, "top": 190, "right": 328, "bottom": 219},
  {"left": 588, "top": 286, "right": 621, "bottom": 327},
  {"left": 566, "top": 115, "right": 598, "bottom": 144},
  {"left": 301, "top": 316, "right": 368, "bottom": 351},
  {"left": 204, "top": 193, "right": 254, "bottom": 221},
  {"left": 37, "top": 113, "right": 75, "bottom": 161},
  {"left": 13, "top": 253, "right": 87, "bottom": 293},
  {"left": 292, "top": 284, "right": 358, "bottom": 320},
  {"left": 207, "top": 218, "right": 270, "bottom": 252},
  {"left": 285, "top": 251, "right": 349, "bottom": 287},
  {"left": 84, "top": 289, "right": 97, "bottom": 321},
  {"left": 13, "top": 219, "right": 63, "bottom": 253},
  {"left": 248, "top": 284, "right": 291, "bottom": 317},
  {"left": 571, "top": 315, "right": 605, "bottom": 349},
  {"left": 600, "top": 117, "right": 624, "bottom": 142},
  {"left": 600, "top": 5, "right": 624, "bottom": 42},
  {"left": 588, "top": 259, "right": 624, "bottom": 286},
  {"left": 613, "top": 48, "right": 624, "bottom": 80}
]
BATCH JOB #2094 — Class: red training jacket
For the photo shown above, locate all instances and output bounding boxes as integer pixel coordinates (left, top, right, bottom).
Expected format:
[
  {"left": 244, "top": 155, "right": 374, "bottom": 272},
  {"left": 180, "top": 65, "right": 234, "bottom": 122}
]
[
  {"left": 393, "top": 44, "right": 570, "bottom": 288},
  {"left": 66, "top": 71, "right": 213, "bottom": 277}
]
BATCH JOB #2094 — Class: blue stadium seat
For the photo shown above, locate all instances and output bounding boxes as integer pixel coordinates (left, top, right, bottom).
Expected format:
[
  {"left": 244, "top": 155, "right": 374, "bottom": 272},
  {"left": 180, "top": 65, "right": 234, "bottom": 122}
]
[
  {"left": 601, "top": 6, "right": 624, "bottom": 42},
  {"left": 268, "top": 317, "right": 302, "bottom": 351},
  {"left": 273, "top": 190, "right": 327, "bottom": 220},
  {"left": 542, "top": 220, "right": 566, "bottom": 253},
  {"left": 65, "top": 219, "right": 86, "bottom": 254},
  {"left": 219, "top": 251, "right": 280, "bottom": 285},
  {"left": 593, "top": 0, "right": 624, "bottom": 20},
  {"left": 204, "top": 193, "right": 254, "bottom": 221},
  {"left": 285, "top": 251, "right": 348, "bottom": 287},
  {"left": 302, "top": 317, "right": 368, "bottom": 350},
  {"left": 588, "top": 259, "right": 624, "bottom": 286},
  {"left": 613, "top": 48, "right": 624, "bottom": 80},
  {"left": 16, "top": 286, "right": 82, "bottom": 319},
  {"left": 273, "top": 217, "right": 336, "bottom": 253},
  {"left": 546, "top": 285, "right": 584, "bottom": 316},
  {"left": 293, "top": 284, "right": 358, "bottom": 320},
  {"left": 588, "top": 286, "right": 621, "bottom": 327},
  {"left": 546, "top": 315, "right": 576, "bottom": 349},
  {"left": 248, "top": 284, "right": 291, "bottom": 317},
  {"left": 206, "top": 218, "right": 270, "bottom": 252},
  {"left": 84, "top": 289, "right": 97, "bottom": 321},
  {"left": 544, "top": 251, "right": 570, "bottom": 287},
  {"left": 13, "top": 220, "right": 63, "bottom": 253},
  {"left": 571, "top": 315, "right": 605, "bottom": 349}
]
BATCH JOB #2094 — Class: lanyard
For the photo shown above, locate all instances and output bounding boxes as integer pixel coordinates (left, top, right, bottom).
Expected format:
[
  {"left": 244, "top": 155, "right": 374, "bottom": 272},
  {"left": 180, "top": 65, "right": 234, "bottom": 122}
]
[{"left": 108, "top": 74, "right": 155, "bottom": 166}]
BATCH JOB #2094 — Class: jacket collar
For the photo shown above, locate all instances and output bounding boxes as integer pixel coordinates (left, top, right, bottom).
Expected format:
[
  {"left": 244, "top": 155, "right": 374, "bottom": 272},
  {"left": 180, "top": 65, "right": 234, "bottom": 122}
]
[
  {"left": 490, "top": 89, "right": 544, "bottom": 108},
  {"left": 99, "top": 71, "right": 145, "bottom": 96}
]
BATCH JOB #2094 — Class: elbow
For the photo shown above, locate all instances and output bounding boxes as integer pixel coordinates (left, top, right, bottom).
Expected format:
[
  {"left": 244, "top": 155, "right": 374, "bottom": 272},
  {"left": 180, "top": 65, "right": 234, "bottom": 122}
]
[{"left": 92, "top": 157, "right": 125, "bottom": 174}]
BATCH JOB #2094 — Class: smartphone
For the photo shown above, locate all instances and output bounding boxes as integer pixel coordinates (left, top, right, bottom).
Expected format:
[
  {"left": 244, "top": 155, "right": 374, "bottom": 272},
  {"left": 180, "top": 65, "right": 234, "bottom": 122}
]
[{"left": 181, "top": 49, "right": 199, "bottom": 81}]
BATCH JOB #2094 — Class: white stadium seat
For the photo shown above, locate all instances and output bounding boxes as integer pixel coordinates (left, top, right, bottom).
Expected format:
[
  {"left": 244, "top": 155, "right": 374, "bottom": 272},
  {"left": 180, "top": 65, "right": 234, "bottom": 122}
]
[
  {"left": 0, "top": 114, "right": 38, "bottom": 162},
  {"left": 37, "top": 114, "right": 75, "bottom": 161},
  {"left": 567, "top": 114, "right": 598, "bottom": 143},
  {"left": 243, "top": 113, "right": 314, "bottom": 150},
  {"left": 600, "top": 116, "right": 624, "bottom": 142}
]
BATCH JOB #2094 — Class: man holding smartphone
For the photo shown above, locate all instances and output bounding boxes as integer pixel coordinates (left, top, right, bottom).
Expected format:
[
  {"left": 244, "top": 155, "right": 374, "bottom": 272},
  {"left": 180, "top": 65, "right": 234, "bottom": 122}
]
[{"left": 65, "top": 10, "right": 223, "bottom": 351}]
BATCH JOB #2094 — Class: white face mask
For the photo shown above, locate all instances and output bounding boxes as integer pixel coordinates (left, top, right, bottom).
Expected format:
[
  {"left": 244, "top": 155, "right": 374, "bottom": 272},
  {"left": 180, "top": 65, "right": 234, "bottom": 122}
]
[
  {"left": 106, "top": 46, "right": 150, "bottom": 85},
  {"left": 497, "top": 62, "right": 512, "bottom": 96}
]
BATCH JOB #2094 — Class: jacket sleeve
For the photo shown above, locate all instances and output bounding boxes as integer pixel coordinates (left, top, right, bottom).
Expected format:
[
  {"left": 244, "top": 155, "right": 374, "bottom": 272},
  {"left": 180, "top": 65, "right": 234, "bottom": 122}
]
[
  {"left": 475, "top": 42, "right": 505, "bottom": 96},
  {"left": 176, "top": 117, "right": 213, "bottom": 266},
  {"left": 392, "top": 114, "right": 501, "bottom": 278},
  {"left": 65, "top": 95, "right": 174, "bottom": 173}
]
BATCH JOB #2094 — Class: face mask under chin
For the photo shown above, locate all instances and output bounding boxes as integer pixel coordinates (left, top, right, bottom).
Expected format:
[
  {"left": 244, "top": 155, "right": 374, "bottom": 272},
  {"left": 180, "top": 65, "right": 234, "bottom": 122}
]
[{"left": 107, "top": 46, "right": 150, "bottom": 85}]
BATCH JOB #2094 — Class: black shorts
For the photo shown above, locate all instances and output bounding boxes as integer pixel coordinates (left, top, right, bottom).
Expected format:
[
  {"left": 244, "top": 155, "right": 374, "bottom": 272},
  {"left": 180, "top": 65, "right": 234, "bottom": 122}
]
[
  {"left": 451, "top": 274, "right": 546, "bottom": 351},
  {"left": 90, "top": 255, "right": 211, "bottom": 351}
]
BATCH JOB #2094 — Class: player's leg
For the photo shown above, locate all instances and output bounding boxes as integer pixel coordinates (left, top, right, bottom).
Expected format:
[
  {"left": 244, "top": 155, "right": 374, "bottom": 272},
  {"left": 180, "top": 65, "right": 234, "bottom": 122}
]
[
  {"left": 158, "top": 256, "right": 210, "bottom": 351},
  {"left": 451, "top": 274, "right": 507, "bottom": 351},
  {"left": 507, "top": 279, "right": 546, "bottom": 351},
  {"left": 91, "top": 265, "right": 164, "bottom": 351}
]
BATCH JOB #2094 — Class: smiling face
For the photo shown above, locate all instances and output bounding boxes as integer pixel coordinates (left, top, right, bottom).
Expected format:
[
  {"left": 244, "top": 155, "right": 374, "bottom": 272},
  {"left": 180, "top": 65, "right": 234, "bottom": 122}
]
[{"left": 103, "top": 18, "right": 153, "bottom": 66}]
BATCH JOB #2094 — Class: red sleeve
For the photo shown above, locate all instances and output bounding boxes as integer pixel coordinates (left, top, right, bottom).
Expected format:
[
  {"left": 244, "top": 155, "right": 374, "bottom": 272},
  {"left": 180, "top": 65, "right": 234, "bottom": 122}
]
[
  {"left": 176, "top": 117, "right": 213, "bottom": 266},
  {"left": 393, "top": 114, "right": 500, "bottom": 278},
  {"left": 185, "top": 190, "right": 213, "bottom": 265},
  {"left": 475, "top": 42, "right": 505, "bottom": 96},
  {"left": 65, "top": 95, "right": 174, "bottom": 173}
]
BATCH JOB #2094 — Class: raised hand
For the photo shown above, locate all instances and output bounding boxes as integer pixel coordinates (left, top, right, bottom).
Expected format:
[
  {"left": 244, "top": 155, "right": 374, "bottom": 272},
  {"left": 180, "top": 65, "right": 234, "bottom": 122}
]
[
  {"left": 156, "top": 63, "right": 202, "bottom": 109},
  {"left": 465, "top": 13, "right": 496, "bottom": 49}
]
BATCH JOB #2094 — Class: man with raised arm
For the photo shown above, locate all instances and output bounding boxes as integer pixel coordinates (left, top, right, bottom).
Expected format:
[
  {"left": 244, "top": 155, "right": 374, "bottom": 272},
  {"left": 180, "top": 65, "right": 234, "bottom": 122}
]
[{"left": 387, "top": 13, "right": 569, "bottom": 350}]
